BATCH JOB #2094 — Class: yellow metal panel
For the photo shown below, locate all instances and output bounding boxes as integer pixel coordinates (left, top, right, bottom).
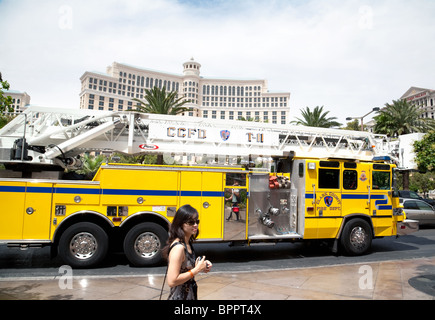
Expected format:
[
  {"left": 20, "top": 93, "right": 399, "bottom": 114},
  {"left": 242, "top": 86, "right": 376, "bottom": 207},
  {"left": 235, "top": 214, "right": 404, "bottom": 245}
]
[
  {"left": 373, "top": 217, "right": 394, "bottom": 237},
  {"left": 179, "top": 171, "right": 202, "bottom": 214},
  {"left": 200, "top": 172, "right": 223, "bottom": 240},
  {"left": 0, "top": 181, "right": 26, "bottom": 240},
  {"left": 303, "top": 218, "right": 318, "bottom": 239},
  {"left": 53, "top": 183, "right": 100, "bottom": 205},
  {"left": 100, "top": 168, "right": 179, "bottom": 206},
  {"left": 23, "top": 182, "right": 53, "bottom": 240},
  {"left": 317, "top": 218, "right": 342, "bottom": 238},
  {"left": 178, "top": 171, "right": 224, "bottom": 240}
]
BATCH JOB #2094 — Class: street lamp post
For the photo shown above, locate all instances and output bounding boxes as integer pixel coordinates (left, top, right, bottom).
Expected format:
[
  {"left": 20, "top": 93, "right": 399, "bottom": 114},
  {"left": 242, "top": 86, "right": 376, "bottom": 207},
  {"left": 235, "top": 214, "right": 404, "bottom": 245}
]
[{"left": 346, "top": 107, "right": 380, "bottom": 131}]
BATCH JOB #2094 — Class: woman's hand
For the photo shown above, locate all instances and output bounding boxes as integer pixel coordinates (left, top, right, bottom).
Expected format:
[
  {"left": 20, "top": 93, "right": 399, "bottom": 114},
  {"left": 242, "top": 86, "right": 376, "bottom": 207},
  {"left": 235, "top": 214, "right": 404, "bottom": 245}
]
[
  {"left": 194, "top": 256, "right": 211, "bottom": 273},
  {"left": 204, "top": 260, "right": 212, "bottom": 273}
]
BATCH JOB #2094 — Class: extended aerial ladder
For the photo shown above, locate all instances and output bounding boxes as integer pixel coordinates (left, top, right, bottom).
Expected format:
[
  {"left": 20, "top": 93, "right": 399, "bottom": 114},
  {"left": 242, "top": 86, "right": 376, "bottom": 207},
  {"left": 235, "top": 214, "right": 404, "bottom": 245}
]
[{"left": 0, "top": 106, "right": 401, "bottom": 176}]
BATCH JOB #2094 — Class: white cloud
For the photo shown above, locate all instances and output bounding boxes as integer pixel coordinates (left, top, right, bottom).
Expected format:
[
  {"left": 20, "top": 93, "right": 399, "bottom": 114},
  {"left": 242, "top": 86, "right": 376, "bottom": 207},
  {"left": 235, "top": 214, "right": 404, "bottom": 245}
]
[{"left": 1, "top": 0, "right": 434, "bottom": 124}]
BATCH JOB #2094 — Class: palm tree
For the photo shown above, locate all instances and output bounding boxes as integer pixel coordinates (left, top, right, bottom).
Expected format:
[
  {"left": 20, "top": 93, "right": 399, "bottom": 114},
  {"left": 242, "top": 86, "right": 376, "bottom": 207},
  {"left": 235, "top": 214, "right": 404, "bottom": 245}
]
[
  {"left": 374, "top": 99, "right": 435, "bottom": 190},
  {"left": 373, "top": 99, "right": 435, "bottom": 137},
  {"left": 132, "top": 86, "right": 191, "bottom": 165},
  {"left": 132, "top": 86, "right": 191, "bottom": 115},
  {"left": 291, "top": 106, "right": 342, "bottom": 128}
]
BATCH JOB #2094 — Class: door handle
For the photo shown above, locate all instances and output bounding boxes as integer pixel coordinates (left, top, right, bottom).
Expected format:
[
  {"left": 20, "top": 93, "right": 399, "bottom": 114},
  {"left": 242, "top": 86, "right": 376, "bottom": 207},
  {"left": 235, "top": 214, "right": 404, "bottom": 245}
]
[
  {"left": 203, "top": 202, "right": 210, "bottom": 209},
  {"left": 26, "top": 207, "right": 35, "bottom": 215}
]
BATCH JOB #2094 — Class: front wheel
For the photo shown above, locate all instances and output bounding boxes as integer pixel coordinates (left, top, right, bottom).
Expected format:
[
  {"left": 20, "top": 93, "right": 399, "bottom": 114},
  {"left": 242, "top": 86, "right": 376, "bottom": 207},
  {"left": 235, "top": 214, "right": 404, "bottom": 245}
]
[
  {"left": 123, "top": 222, "right": 168, "bottom": 267},
  {"left": 340, "top": 218, "right": 372, "bottom": 256},
  {"left": 58, "top": 222, "right": 109, "bottom": 268}
]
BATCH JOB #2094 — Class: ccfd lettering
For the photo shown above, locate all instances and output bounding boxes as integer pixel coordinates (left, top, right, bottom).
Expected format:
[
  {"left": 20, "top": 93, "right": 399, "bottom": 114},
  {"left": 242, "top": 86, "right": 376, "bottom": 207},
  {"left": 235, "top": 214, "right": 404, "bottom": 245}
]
[{"left": 167, "top": 127, "right": 206, "bottom": 139}]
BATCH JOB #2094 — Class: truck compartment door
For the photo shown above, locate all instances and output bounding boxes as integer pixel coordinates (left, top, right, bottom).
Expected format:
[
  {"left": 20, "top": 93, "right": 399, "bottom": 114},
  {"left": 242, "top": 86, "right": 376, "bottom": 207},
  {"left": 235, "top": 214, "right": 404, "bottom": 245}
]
[
  {"left": 201, "top": 172, "right": 223, "bottom": 240},
  {"left": 23, "top": 182, "right": 53, "bottom": 240},
  {"left": 0, "top": 181, "right": 26, "bottom": 240},
  {"left": 179, "top": 171, "right": 223, "bottom": 241}
]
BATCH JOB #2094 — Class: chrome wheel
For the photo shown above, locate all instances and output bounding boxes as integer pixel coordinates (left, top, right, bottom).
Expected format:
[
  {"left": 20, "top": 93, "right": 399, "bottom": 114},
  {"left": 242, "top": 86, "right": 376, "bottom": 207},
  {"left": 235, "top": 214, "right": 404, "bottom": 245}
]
[
  {"left": 69, "top": 232, "right": 98, "bottom": 260},
  {"left": 124, "top": 222, "right": 167, "bottom": 267},
  {"left": 134, "top": 232, "right": 161, "bottom": 258},
  {"left": 349, "top": 226, "right": 367, "bottom": 250},
  {"left": 59, "top": 222, "right": 109, "bottom": 268},
  {"left": 340, "top": 218, "right": 372, "bottom": 256}
]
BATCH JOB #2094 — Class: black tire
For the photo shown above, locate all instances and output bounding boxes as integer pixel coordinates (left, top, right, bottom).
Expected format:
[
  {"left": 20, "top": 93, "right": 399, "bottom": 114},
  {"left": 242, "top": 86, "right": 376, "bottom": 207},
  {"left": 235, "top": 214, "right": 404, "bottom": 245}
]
[
  {"left": 340, "top": 218, "right": 372, "bottom": 256},
  {"left": 123, "top": 222, "right": 168, "bottom": 267},
  {"left": 58, "top": 222, "right": 109, "bottom": 268}
]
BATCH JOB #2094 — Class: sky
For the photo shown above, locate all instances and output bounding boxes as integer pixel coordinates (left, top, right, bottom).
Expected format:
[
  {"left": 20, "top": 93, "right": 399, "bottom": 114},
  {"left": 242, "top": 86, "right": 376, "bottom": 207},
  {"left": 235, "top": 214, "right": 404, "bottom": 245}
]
[{"left": 1, "top": 0, "right": 435, "bottom": 124}]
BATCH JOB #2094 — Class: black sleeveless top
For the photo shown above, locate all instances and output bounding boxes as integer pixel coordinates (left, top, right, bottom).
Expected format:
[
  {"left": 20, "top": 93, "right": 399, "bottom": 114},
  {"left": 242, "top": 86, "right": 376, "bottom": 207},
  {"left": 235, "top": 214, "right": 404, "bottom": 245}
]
[{"left": 167, "top": 241, "right": 197, "bottom": 300}]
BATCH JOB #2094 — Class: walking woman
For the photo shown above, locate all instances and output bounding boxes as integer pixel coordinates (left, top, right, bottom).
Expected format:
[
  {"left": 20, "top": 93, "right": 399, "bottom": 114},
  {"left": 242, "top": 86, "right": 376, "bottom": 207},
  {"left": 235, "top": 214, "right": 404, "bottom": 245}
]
[{"left": 164, "top": 204, "right": 212, "bottom": 300}]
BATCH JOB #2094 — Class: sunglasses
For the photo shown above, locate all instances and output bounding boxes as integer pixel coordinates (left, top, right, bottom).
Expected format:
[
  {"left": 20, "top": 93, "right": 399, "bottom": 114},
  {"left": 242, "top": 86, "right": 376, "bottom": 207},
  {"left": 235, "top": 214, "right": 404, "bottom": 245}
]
[{"left": 185, "top": 219, "right": 200, "bottom": 226}]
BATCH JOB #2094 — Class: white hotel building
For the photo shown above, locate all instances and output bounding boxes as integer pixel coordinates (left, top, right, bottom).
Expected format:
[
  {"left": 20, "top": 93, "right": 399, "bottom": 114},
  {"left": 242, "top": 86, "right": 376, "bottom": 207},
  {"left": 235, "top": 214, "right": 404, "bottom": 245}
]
[
  {"left": 401, "top": 86, "right": 435, "bottom": 119},
  {"left": 79, "top": 58, "right": 290, "bottom": 124},
  {"left": 3, "top": 90, "right": 31, "bottom": 113}
]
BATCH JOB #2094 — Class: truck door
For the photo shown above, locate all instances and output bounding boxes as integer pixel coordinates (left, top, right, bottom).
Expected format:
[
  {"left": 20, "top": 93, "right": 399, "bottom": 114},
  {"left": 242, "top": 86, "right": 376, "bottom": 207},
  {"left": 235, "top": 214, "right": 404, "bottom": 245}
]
[
  {"left": 315, "top": 161, "right": 342, "bottom": 238},
  {"left": 341, "top": 162, "right": 371, "bottom": 217},
  {"left": 304, "top": 160, "right": 342, "bottom": 239},
  {"left": 370, "top": 164, "right": 394, "bottom": 237},
  {"left": 23, "top": 182, "right": 53, "bottom": 240},
  {"left": 201, "top": 171, "right": 223, "bottom": 240},
  {"left": 179, "top": 171, "right": 223, "bottom": 240}
]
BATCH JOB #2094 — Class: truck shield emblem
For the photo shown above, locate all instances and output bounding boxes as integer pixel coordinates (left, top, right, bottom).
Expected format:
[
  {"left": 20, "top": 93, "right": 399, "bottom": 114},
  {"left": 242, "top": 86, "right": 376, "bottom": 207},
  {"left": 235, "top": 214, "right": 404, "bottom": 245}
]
[
  {"left": 220, "top": 130, "right": 230, "bottom": 141},
  {"left": 324, "top": 196, "right": 333, "bottom": 207}
]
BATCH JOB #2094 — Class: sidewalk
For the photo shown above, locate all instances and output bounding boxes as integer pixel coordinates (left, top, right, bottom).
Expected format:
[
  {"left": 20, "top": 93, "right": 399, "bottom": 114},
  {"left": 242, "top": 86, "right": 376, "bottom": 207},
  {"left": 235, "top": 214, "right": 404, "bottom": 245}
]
[{"left": 1, "top": 257, "right": 435, "bottom": 300}]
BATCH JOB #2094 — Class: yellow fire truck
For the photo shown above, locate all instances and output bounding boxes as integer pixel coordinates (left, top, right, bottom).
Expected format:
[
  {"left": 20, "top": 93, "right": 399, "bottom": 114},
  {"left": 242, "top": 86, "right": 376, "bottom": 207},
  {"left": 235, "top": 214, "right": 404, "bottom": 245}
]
[{"left": 0, "top": 107, "right": 418, "bottom": 268}]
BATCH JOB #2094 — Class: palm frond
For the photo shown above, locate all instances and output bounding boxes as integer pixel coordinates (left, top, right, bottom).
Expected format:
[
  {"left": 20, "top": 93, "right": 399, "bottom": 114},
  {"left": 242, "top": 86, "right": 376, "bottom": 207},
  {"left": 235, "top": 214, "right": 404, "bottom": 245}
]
[
  {"left": 374, "top": 99, "right": 435, "bottom": 137},
  {"left": 132, "top": 86, "right": 191, "bottom": 115},
  {"left": 291, "top": 106, "right": 342, "bottom": 128}
]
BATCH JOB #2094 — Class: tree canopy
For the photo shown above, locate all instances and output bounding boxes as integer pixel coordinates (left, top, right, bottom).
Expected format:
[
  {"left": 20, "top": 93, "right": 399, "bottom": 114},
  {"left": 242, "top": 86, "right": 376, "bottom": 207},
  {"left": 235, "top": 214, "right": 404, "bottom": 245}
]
[
  {"left": 373, "top": 99, "right": 435, "bottom": 137},
  {"left": 132, "top": 86, "right": 191, "bottom": 115},
  {"left": 414, "top": 131, "right": 435, "bottom": 172},
  {"left": 291, "top": 106, "right": 342, "bottom": 128},
  {"left": 0, "top": 72, "right": 14, "bottom": 129},
  {"left": 0, "top": 72, "right": 13, "bottom": 113}
]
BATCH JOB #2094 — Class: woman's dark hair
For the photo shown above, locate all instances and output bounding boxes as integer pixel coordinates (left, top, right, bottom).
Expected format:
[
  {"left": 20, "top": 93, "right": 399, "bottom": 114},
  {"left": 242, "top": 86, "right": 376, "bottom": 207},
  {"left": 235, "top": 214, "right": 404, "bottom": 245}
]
[{"left": 162, "top": 204, "right": 199, "bottom": 258}]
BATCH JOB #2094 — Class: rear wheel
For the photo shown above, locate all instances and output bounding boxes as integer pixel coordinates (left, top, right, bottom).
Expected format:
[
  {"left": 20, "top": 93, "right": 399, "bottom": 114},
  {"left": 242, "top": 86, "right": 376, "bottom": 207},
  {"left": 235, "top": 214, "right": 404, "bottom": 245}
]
[
  {"left": 123, "top": 222, "right": 168, "bottom": 267},
  {"left": 58, "top": 222, "right": 109, "bottom": 268},
  {"left": 340, "top": 218, "right": 372, "bottom": 256}
]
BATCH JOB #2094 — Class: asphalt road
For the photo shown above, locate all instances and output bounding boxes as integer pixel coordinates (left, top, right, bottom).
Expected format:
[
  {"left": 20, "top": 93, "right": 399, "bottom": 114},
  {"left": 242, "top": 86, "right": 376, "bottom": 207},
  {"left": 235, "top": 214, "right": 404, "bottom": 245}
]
[{"left": 1, "top": 227, "right": 435, "bottom": 279}]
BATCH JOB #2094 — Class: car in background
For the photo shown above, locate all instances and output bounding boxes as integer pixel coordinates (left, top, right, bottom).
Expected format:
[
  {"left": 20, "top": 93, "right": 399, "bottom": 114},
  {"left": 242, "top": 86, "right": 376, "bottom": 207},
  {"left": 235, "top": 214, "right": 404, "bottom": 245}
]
[
  {"left": 401, "top": 198, "right": 435, "bottom": 226},
  {"left": 398, "top": 190, "right": 435, "bottom": 207}
]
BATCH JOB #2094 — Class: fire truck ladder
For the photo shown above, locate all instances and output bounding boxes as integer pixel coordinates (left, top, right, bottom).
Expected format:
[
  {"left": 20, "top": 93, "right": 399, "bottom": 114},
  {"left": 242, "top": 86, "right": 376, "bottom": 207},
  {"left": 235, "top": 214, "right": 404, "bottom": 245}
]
[{"left": 0, "top": 106, "right": 395, "bottom": 171}]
